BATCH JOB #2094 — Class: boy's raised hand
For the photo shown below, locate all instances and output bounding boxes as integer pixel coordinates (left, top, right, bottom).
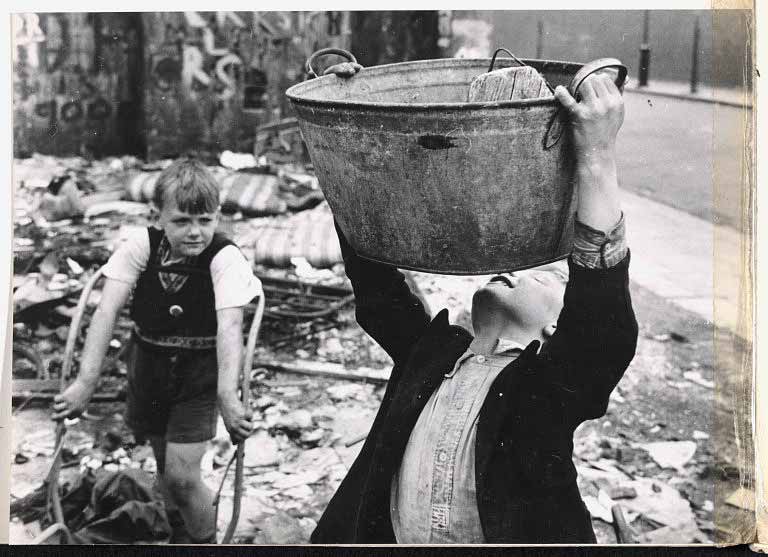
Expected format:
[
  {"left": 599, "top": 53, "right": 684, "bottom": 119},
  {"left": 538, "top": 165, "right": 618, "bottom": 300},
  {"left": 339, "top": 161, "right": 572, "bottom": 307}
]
[
  {"left": 52, "top": 378, "right": 97, "bottom": 421},
  {"left": 554, "top": 73, "right": 624, "bottom": 232},
  {"left": 553, "top": 73, "right": 624, "bottom": 161},
  {"left": 219, "top": 392, "right": 254, "bottom": 444}
]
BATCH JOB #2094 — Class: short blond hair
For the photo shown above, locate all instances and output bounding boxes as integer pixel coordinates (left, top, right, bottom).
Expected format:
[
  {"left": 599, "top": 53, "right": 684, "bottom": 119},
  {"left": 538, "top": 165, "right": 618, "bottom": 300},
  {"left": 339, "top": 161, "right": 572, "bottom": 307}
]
[{"left": 153, "top": 157, "right": 219, "bottom": 214}]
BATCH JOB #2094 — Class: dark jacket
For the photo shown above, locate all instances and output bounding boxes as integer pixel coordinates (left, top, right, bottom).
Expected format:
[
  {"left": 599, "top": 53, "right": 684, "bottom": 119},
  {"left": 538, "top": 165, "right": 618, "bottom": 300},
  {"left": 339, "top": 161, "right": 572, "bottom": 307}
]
[{"left": 312, "top": 231, "right": 638, "bottom": 544}]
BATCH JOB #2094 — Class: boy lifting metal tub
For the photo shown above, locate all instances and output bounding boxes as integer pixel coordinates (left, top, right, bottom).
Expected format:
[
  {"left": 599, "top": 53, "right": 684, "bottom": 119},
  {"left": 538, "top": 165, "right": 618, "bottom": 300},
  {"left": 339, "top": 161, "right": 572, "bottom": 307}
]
[{"left": 288, "top": 50, "right": 638, "bottom": 543}]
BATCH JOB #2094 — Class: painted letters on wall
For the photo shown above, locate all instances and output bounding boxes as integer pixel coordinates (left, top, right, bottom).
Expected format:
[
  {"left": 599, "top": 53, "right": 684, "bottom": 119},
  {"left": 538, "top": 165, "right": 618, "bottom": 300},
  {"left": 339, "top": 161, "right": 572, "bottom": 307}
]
[{"left": 13, "top": 13, "right": 144, "bottom": 157}]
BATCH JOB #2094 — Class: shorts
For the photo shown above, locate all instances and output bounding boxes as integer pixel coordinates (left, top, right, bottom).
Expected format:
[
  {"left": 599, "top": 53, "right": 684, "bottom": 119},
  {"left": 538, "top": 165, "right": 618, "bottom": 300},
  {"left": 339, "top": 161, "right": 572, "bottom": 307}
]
[{"left": 126, "top": 336, "right": 218, "bottom": 444}]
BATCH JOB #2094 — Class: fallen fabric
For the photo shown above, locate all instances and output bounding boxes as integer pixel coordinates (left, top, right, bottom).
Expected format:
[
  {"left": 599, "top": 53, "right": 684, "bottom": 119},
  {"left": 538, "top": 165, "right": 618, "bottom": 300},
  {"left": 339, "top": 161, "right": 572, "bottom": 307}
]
[
  {"left": 10, "top": 469, "right": 97, "bottom": 526},
  {"left": 71, "top": 499, "right": 171, "bottom": 544},
  {"left": 71, "top": 468, "right": 172, "bottom": 544},
  {"left": 13, "top": 468, "right": 172, "bottom": 544}
]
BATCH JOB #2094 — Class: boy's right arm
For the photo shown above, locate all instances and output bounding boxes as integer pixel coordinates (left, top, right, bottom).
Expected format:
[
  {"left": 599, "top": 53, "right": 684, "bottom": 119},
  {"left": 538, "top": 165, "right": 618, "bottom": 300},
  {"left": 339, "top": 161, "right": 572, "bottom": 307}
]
[
  {"left": 335, "top": 222, "right": 431, "bottom": 365},
  {"left": 52, "top": 278, "right": 132, "bottom": 420}
]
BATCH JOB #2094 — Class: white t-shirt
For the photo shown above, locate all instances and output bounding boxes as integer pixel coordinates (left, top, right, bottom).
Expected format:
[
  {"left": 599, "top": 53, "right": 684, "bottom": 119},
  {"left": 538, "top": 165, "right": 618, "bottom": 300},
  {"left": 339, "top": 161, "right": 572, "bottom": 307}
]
[{"left": 103, "top": 228, "right": 262, "bottom": 310}]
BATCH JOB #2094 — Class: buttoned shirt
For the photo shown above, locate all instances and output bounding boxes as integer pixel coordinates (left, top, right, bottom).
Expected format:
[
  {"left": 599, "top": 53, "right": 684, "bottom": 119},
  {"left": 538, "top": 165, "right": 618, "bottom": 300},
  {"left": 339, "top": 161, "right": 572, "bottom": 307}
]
[
  {"left": 390, "top": 214, "right": 628, "bottom": 543},
  {"left": 390, "top": 339, "right": 526, "bottom": 543}
]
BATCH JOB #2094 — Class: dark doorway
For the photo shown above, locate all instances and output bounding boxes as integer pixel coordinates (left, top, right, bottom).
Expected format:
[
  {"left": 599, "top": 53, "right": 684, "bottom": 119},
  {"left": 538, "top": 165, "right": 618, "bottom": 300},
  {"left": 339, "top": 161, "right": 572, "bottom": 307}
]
[{"left": 91, "top": 12, "right": 146, "bottom": 157}]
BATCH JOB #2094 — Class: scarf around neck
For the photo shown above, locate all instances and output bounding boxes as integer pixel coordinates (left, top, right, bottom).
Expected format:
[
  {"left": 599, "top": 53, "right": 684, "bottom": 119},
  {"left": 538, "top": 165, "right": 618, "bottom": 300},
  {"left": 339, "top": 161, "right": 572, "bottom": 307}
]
[{"left": 156, "top": 236, "right": 197, "bottom": 293}]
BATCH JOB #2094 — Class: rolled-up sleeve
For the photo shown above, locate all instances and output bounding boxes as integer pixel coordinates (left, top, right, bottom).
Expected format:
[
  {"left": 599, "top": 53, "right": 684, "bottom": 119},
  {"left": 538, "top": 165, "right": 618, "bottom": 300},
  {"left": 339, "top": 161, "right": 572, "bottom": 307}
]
[{"left": 570, "top": 212, "right": 628, "bottom": 269}]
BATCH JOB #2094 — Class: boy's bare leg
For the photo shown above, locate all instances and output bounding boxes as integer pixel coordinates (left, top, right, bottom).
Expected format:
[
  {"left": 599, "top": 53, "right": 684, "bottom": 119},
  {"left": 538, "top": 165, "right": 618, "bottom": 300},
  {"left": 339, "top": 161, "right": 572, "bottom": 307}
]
[
  {"left": 151, "top": 439, "right": 216, "bottom": 543},
  {"left": 147, "top": 436, "right": 189, "bottom": 542},
  {"left": 165, "top": 441, "right": 216, "bottom": 542}
]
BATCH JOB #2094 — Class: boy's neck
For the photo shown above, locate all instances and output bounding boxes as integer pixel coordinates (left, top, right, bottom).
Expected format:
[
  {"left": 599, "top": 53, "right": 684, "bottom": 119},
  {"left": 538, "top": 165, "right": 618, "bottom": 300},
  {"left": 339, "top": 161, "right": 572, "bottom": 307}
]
[
  {"left": 469, "top": 335, "right": 499, "bottom": 355},
  {"left": 471, "top": 323, "right": 540, "bottom": 354}
]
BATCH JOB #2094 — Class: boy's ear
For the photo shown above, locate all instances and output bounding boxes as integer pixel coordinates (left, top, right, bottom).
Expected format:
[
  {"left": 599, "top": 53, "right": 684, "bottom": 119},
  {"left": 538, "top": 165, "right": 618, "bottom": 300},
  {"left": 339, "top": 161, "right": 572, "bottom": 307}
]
[{"left": 543, "top": 323, "right": 557, "bottom": 338}]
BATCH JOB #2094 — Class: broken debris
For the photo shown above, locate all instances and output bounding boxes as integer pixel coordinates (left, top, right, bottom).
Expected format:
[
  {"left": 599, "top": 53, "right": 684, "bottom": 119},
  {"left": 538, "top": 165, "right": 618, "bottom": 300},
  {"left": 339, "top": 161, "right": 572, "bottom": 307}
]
[
  {"left": 583, "top": 495, "right": 613, "bottom": 524},
  {"left": 682, "top": 370, "right": 714, "bottom": 389},
  {"left": 243, "top": 432, "right": 280, "bottom": 468},
  {"left": 639, "top": 441, "right": 697, "bottom": 473}
]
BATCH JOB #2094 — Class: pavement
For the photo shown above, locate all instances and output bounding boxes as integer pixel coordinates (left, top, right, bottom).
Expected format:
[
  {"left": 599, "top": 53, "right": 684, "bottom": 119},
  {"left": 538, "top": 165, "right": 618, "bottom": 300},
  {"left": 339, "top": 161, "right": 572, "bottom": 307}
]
[
  {"left": 622, "top": 189, "right": 743, "bottom": 333},
  {"left": 625, "top": 79, "right": 753, "bottom": 109},
  {"left": 615, "top": 87, "right": 752, "bottom": 339}
]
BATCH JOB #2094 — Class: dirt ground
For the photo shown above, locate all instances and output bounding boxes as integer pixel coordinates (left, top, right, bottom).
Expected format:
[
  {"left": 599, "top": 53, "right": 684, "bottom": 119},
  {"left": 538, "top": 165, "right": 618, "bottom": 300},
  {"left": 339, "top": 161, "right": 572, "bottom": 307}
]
[{"left": 9, "top": 258, "right": 746, "bottom": 544}]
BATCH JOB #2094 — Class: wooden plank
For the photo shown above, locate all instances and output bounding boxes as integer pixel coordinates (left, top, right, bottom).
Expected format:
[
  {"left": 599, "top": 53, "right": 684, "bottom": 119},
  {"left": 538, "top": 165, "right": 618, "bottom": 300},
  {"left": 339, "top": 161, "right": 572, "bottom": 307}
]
[
  {"left": 468, "top": 65, "right": 551, "bottom": 102},
  {"left": 12, "top": 379, "right": 123, "bottom": 403},
  {"left": 12, "top": 379, "right": 61, "bottom": 392},
  {"left": 253, "top": 358, "right": 390, "bottom": 384}
]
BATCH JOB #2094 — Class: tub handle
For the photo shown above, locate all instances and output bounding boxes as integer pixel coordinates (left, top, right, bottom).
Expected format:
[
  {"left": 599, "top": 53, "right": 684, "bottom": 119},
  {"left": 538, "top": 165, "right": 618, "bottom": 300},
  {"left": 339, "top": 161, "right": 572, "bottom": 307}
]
[
  {"left": 306, "top": 48, "right": 359, "bottom": 78},
  {"left": 568, "top": 58, "right": 627, "bottom": 99},
  {"left": 544, "top": 58, "right": 627, "bottom": 150},
  {"left": 487, "top": 48, "right": 526, "bottom": 73}
]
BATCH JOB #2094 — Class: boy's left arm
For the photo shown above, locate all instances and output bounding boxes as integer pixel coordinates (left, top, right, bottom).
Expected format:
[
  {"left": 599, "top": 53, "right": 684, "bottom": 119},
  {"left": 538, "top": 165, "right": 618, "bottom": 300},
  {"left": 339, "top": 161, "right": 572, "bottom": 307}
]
[
  {"left": 211, "top": 245, "right": 262, "bottom": 444},
  {"left": 536, "top": 76, "right": 639, "bottom": 423},
  {"left": 216, "top": 306, "right": 253, "bottom": 443}
]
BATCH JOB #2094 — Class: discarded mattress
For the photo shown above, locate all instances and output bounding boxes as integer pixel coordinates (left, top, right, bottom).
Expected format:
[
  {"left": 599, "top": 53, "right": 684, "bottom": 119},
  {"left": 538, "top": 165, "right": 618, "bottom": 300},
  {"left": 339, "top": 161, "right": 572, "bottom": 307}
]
[
  {"left": 126, "top": 171, "right": 323, "bottom": 217},
  {"left": 238, "top": 203, "right": 342, "bottom": 269}
]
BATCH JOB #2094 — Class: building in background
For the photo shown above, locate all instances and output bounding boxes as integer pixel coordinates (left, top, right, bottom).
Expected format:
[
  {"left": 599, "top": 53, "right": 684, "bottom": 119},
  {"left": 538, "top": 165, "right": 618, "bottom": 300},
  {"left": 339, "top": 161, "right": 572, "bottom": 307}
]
[
  {"left": 12, "top": 10, "right": 750, "bottom": 161},
  {"left": 12, "top": 11, "right": 448, "bottom": 161},
  {"left": 13, "top": 13, "right": 145, "bottom": 158},
  {"left": 12, "top": 12, "right": 356, "bottom": 160}
]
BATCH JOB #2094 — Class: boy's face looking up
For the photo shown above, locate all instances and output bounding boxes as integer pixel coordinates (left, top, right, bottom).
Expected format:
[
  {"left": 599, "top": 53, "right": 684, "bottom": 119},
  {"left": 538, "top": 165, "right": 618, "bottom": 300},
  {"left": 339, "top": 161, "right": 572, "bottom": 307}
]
[
  {"left": 159, "top": 199, "right": 219, "bottom": 258},
  {"left": 471, "top": 264, "right": 567, "bottom": 342}
]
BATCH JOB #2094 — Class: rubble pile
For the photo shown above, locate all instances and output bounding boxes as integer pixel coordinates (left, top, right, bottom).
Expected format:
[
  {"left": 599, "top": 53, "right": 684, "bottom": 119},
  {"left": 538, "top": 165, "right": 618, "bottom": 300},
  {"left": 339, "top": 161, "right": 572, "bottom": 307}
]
[
  {"left": 11, "top": 151, "right": 726, "bottom": 545},
  {"left": 568, "top": 316, "right": 722, "bottom": 544}
]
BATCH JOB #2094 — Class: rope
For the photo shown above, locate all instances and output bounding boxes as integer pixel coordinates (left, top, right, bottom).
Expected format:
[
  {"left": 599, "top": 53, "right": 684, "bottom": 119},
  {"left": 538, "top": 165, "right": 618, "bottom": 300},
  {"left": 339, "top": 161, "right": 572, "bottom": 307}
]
[
  {"left": 220, "top": 294, "right": 265, "bottom": 544},
  {"left": 45, "top": 425, "right": 71, "bottom": 543},
  {"left": 212, "top": 450, "right": 238, "bottom": 542},
  {"left": 44, "top": 267, "right": 104, "bottom": 545}
]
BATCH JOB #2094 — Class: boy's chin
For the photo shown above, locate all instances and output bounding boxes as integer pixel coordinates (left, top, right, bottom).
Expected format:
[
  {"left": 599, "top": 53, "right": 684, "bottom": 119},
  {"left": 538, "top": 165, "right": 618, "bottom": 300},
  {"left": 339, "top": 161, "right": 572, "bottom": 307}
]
[{"left": 176, "top": 242, "right": 208, "bottom": 256}]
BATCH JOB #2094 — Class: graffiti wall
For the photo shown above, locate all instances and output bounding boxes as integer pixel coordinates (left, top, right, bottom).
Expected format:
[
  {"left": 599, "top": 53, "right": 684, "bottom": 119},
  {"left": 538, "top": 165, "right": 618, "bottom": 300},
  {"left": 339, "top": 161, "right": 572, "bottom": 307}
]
[
  {"left": 13, "top": 11, "right": 350, "bottom": 160},
  {"left": 143, "top": 11, "right": 350, "bottom": 160},
  {"left": 13, "top": 13, "right": 144, "bottom": 157}
]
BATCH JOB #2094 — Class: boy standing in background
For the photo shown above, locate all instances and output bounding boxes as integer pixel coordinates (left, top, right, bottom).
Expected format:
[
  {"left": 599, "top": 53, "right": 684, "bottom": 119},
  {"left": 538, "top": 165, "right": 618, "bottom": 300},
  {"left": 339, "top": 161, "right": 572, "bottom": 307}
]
[{"left": 53, "top": 158, "right": 262, "bottom": 543}]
